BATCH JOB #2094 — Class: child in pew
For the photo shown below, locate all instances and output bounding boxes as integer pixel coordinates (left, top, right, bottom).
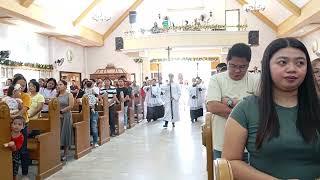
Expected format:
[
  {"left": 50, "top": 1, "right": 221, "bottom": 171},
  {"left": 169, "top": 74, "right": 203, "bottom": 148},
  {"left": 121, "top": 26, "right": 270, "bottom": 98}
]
[
  {"left": 1, "top": 84, "right": 23, "bottom": 118},
  {"left": 84, "top": 80, "right": 99, "bottom": 148},
  {"left": 3, "top": 116, "right": 25, "bottom": 180}
]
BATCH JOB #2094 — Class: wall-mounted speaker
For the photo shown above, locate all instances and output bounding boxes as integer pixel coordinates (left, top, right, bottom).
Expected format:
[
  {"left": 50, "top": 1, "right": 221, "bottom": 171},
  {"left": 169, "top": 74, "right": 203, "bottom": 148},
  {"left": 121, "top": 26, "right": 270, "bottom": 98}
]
[
  {"left": 248, "top": 31, "right": 259, "bottom": 46},
  {"left": 115, "top": 37, "right": 124, "bottom": 50},
  {"left": 0, "top": 50, "right": 10, "bottom": 59},
  {"left": 129, "top": 11, "right": 137, "bottom": 24}
]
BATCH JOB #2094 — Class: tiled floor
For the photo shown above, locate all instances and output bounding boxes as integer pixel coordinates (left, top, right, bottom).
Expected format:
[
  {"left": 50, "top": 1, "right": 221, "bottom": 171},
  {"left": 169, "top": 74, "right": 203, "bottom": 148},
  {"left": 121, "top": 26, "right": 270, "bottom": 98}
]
[{"left": 48, "top": 110, "right": 207, "bottom": 180}]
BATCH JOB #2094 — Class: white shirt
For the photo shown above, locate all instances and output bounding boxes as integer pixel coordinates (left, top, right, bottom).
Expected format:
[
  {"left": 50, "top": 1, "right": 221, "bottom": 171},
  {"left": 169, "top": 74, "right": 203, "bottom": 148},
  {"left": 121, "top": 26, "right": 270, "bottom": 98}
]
[{"left": 206, "top": 71, "right": 260, "bottom": 151}]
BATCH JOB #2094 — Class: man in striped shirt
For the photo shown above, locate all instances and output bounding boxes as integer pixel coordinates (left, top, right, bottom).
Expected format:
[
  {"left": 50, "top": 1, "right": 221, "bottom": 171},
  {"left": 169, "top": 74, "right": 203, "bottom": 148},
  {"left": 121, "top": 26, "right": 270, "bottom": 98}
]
[{"left": 100, "top": 78, "right": 118, "bottom": 136}]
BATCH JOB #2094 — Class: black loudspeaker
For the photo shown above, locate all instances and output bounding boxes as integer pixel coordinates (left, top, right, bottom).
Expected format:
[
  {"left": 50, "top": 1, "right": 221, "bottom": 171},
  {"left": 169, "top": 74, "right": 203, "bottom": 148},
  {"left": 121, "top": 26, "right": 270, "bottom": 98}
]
[
  {"left": 248, "top": 31, "right": 259, "bottom": 46},
  {"left": 0, "top": 50, "right": 10, "bottom": 59},
  {"left": 129, "top": 11, "right": 137, "bottom": 24},
  {"left": 115, "top": 37, "right": 124, "bottom": 50}
]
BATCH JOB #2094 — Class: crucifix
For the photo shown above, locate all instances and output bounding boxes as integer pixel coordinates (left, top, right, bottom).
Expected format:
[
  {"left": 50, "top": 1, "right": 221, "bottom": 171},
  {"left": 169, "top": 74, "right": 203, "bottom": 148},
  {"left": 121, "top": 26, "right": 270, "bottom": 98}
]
[
  {"left": 165, "top": 46, "right": 174, "bottom": 119},
  {"left": 166, "top": 46, "right": 172, "bottom": 61}
]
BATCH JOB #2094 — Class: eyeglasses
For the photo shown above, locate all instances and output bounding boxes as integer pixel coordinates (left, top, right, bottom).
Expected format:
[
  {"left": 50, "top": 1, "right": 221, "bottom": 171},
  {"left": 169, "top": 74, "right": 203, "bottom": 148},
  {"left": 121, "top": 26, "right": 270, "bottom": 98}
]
[{"left": 228, "top": 63, "right": 248, "bottom": 71}]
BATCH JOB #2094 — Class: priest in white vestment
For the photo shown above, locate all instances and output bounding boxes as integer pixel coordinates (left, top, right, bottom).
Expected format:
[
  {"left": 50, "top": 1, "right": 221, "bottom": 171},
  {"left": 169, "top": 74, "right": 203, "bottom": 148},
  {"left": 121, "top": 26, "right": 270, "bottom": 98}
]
[{"left": 161, "top": 74, "right": 181, "bottom": 127}]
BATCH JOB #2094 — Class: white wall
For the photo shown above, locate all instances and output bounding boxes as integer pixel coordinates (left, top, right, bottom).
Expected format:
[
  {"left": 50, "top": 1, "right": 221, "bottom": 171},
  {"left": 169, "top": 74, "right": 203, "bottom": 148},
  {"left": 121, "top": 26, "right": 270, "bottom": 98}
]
[
  {"left": 0, "top": 24, "right": 50, "bottom": 85},
  {"left": 0, "top": 23, "right": 85, "bottom": 85},
  {"left": 49, "top": 37, "right": 86, "bottom": 80},
  {"left": 86, "top": 18, "right": 141, "bottom": 83},
  {"left": 301, "top": 30, "right": 320, "bottom": 61},
  {"left": 225, "top": 0, "right": 277, "bottom": 69}
]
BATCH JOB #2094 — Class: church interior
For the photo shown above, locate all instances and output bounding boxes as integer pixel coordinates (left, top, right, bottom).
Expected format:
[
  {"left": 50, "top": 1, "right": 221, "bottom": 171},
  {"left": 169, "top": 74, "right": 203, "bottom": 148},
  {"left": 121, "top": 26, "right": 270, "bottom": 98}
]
[{"left": 0, "top": 0, "right": 320, "bottom": 179}]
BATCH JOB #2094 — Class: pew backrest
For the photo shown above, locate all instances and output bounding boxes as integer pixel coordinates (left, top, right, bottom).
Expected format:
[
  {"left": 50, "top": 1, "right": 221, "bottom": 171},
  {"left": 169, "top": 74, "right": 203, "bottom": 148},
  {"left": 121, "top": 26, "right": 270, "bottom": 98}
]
[{"left": 0, "top": 102, "right": 13, "bottom": 180}]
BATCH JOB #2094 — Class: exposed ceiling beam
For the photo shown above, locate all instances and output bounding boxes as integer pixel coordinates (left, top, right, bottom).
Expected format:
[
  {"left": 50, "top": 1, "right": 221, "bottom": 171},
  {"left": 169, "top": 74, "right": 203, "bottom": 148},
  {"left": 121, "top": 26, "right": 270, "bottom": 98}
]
[
  {"left": 0, "top": 0, "right": 103, "bottom": 46},
  {"left": 251, "top": 11, "right": 278, "bottom": 32},
  {"left": 0, "top": 0, "right": 54, "bottom": 29},
  {"left": 236, "top": 0, "right": 277, "bottom": 32},
  {"left": 19, "top": 0, "right": 35, "bottom": 8},
  {"left": 75, "top": 26, "right": 104, "bottom": 46},
  {"left": 0, "top": 19, "right": 16, "bottom": 25},
  {"left": 103, "top": 0, "right": 144, "bottom": 40},
  {"left": 73, "top": 0, "right": 104, "bottom": 26},
  {"left": 276, "top": 0, "right": 301, "bottom": 16},
  {"left": 278, "top": 0, "right": 320, "bottom": 37},
  {"left": 300, "top": 26, "right": 320, "bottom": 38}
]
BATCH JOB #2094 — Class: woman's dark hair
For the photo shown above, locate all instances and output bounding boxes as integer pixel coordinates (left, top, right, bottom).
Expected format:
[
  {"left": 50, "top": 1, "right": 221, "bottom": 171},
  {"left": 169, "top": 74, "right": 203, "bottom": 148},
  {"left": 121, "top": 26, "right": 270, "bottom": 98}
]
[
  {"left": 7, "top": 85, "right": 15, "bottom": 97},
  {"left": 60, "top": 79, "right": 68, "bottom": 86},
  {"left": 12, "top": 74, "right": 27, "bottom": 93},
  {"left": 29, "top": 80, "right": 40, "bottom": 92},
  {"left": 86, "top": 80, "right": 93, "bottom": 88},
  {"left": 227, "top": 43, "right": 251, "bottom": 62},
  {"left": 256, "top": 37, "right": 320, "bottom": 149},
  {"left": 38, "top": 78, "right": 46, "bottom": 87},
  {"left": 46, "top": 78, "right": 57, "bottom": 90},
  {"left": 81, "top": 79, "right": 88, "bottom": 89},
  {"left": 104, "top": 78, "right": 112, "bottom": 86},
  {"left": 56, "top": 80, "right": 68, "bottom": 97}
]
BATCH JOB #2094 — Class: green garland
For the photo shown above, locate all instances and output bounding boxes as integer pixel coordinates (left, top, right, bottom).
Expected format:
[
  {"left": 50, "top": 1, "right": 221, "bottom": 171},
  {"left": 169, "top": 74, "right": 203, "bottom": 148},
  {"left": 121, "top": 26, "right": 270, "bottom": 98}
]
[
  {"left": 166, "top": 24, "right": 248, "bottom": 32},
  {"left": 0, "top": 59, "right": 53, "bottom": 70},
  {"left": 150, "top": 57, "right": 219, "bottom": 62},
  {"left": 124, "top": 24, "right": 248, "bottom": 36}
]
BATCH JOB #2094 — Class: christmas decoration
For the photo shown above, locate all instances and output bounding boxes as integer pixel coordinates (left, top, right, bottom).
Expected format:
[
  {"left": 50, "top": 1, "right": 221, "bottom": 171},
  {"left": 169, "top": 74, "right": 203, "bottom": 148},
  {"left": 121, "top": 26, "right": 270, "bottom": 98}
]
[
  {"left": 0, "top": 59, "right": 53, "bottom": 70},
  {"left": 150, "top": 57, "right": 220, "bottom": 62}
]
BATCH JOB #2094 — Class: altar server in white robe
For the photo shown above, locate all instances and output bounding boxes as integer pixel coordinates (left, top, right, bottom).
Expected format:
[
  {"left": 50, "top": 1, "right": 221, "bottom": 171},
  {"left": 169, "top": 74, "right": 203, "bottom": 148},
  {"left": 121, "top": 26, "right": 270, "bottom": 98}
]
[
  {"left": 196, "top": 77, "right": 206, "bottom": 111},
  {"left": 161, "top": 73, "right": 181, "bottom": 127},
  {"left": 189, "top": 78, "right": 203, "bottom": 122},
  {"left": 144, "top": 79, "right": 164, "bottom": 122}
]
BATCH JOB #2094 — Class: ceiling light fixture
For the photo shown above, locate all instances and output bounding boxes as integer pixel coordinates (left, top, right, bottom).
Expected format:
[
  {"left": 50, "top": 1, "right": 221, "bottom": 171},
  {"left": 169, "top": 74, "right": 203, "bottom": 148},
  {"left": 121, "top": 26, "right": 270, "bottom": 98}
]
[
  {"left": 92, "top": 10, "right": 111, "bottom": 22},
  {"left": 244, "top": 0, "right": 266, "bottom": 12}
]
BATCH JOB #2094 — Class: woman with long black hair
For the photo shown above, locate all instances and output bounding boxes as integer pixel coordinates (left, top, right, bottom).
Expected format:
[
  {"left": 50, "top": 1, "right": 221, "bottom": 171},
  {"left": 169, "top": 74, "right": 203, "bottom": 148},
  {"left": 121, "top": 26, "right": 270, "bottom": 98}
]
[{"left": 222, "top": 38, "right": 320, "bottom": 179}]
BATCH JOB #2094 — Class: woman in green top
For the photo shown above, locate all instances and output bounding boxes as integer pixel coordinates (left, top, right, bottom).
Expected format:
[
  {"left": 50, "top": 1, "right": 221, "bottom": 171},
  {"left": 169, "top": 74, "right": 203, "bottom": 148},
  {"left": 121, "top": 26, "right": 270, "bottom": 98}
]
[{"left": 222, "top": 37, "right": 320, "bottom": 179}]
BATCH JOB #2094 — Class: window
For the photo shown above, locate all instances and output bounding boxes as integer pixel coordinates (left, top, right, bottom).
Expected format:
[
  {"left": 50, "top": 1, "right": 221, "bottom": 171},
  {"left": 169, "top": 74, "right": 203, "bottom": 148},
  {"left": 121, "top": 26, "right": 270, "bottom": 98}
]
[{"left": 225, "top": 9, "right": 240, "bottom": 31}]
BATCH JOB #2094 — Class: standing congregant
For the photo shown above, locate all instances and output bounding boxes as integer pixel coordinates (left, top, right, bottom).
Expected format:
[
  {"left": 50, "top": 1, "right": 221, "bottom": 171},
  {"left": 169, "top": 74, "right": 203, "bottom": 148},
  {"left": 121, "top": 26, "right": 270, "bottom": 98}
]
[{"left": 161, "top": 73, "right": 181, "bottom": 127}]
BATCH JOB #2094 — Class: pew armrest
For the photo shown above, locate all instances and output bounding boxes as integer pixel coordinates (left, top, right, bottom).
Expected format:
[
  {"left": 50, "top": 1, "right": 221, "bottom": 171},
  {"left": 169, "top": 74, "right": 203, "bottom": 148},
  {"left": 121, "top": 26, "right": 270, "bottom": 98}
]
[
  {"left": 35, "top": 132, "right": 52, "bottom": 142},
  {"left": 73, "top": 121, "right": 86, "bottom": 128},
  {"left": 214, "top": 158, "right": 233, "bottom": 180},
  {"left": 201, "top": 123, "right": 206, "bottom": 146}
]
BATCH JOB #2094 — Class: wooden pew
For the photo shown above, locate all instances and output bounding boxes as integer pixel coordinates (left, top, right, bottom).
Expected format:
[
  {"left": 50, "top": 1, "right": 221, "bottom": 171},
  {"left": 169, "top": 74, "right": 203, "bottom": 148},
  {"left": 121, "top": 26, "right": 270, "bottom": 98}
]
[
  {"left": 214, "top": 159, "right": 233, "bottom": 180},
  {"left": 96, "top": 95, "right": 110, "bottom": 145},
  {"left": 127, "top": 95, "right": 136, "bottom": 129},
  {"left": 72, "top": 100, "right": 81, "bottom": 112},
  {"left": 0, "top": 102, "right": 13, "bottom": 180},
  {"left": 115, "top": 92, "right": 125, "bottom": 135},
  {"left": 72, "top": 96, "right": 91, "bottom": 159},
  {"left": 28, "top": 98, "right": 63, "bottom": 180},
  {"left": 201, "top": 112, "right": 214, "bottom": 180}
]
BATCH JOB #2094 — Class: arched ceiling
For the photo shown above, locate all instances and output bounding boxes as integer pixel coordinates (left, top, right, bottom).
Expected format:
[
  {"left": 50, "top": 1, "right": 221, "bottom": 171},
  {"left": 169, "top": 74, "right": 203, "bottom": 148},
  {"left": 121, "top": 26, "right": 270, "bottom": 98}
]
[{"left": 0, "top": 0, "right": 318, "bottom": 47}]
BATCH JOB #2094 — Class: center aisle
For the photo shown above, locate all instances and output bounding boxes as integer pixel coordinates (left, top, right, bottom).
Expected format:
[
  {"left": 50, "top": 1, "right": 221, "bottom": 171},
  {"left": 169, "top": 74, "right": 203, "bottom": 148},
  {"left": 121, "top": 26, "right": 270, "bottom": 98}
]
[{"left": 48, "top": 111, "right": 207, "bottom": 180}]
